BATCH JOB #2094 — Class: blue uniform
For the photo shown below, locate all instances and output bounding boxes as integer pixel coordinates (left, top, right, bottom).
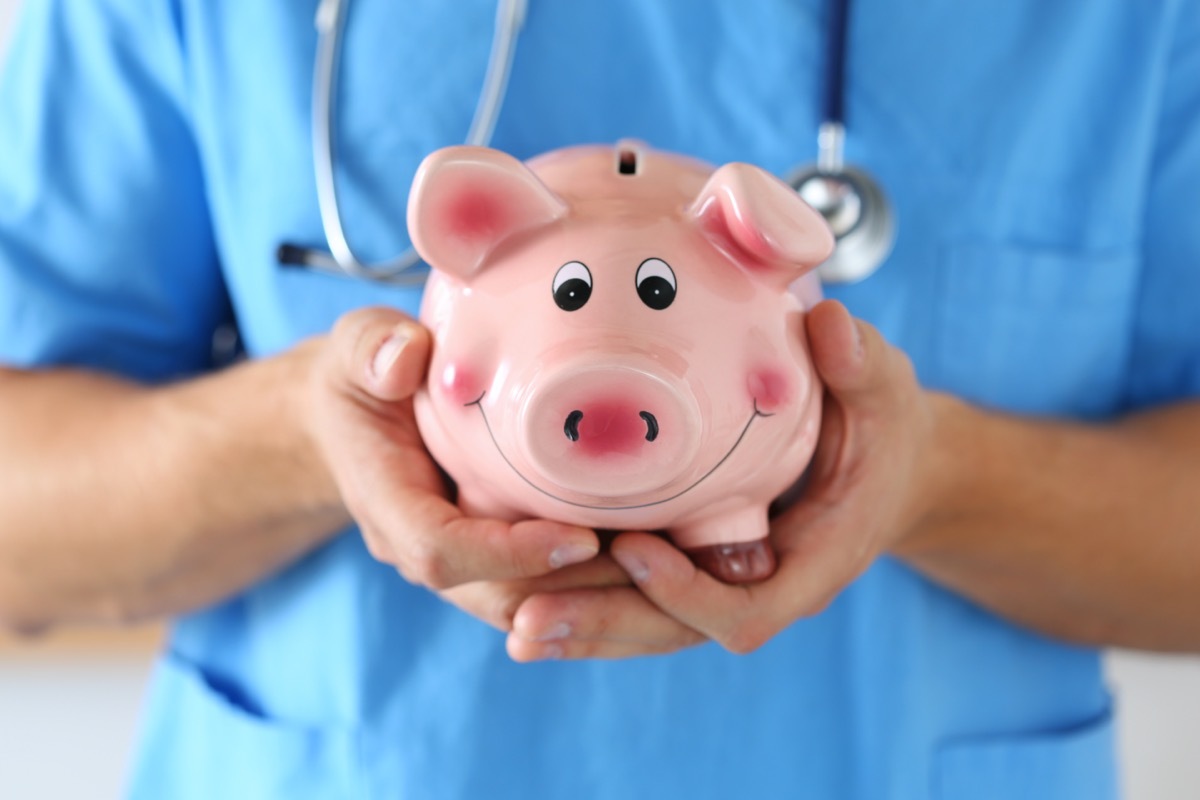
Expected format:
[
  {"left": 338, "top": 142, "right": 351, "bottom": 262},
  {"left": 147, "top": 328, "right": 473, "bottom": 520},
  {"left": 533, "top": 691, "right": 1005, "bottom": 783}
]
[{"left": 2, "top": 1, "right": 1198, "bottom": 797}]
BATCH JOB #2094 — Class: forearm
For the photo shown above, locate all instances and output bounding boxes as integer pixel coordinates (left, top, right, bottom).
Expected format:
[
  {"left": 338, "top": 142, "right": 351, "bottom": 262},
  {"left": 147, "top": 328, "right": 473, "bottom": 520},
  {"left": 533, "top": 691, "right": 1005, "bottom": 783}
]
[
  {"left": 898, "top": 396, "right": 1200, "bottom": 652},
  {"left": 0, "top": 344, "right": 348, "bottom": 631}
]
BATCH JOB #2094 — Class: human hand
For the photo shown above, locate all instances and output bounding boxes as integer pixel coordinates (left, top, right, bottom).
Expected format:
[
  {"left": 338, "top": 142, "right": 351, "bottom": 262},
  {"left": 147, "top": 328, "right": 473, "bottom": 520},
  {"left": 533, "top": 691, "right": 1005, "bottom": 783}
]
[
  {"left": 505, "top": 300, "right": 954, "bottom": 659},
  {"left": 307, "top": 307, "right": 601, "bottom": 593}
]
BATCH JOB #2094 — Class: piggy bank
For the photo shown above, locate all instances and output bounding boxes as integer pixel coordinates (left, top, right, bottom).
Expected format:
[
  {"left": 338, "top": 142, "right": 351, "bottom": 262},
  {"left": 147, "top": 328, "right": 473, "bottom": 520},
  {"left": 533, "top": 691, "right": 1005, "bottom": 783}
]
[{"left": 408, "top": 142, "right": 833, "bottom": 583}]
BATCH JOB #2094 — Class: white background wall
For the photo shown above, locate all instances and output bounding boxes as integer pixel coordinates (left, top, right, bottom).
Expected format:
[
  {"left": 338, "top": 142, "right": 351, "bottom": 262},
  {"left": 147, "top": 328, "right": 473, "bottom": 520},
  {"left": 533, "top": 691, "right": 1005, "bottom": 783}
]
[
  {"left": 0, "top": 1, "right": 1198, "bottom": 798},
  {"left": 0, "top": 652, "right": 152, "bottom": 799}
]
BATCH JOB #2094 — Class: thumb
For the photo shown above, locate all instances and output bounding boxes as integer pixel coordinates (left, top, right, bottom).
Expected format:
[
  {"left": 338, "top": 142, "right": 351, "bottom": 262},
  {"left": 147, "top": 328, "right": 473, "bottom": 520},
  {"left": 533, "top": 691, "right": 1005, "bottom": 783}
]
[
  {"left": 804, "top": 299, "right": 892, "bottom": 404},
  {"left": 331, "top": 306, "right": 432, "bottom": 402}
]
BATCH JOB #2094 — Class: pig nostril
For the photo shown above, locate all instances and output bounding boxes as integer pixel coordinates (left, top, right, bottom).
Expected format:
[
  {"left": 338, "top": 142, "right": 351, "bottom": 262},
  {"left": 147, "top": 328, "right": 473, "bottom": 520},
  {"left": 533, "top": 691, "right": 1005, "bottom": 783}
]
[
  {"left": 640, "top": 411, "right": 659, "bottom": 442},
  {"left": 617, "top": 148, "right": 638, "bottom": 175},
  {"left": 564, "top": 410, "right": 583, "bottom": 442}
]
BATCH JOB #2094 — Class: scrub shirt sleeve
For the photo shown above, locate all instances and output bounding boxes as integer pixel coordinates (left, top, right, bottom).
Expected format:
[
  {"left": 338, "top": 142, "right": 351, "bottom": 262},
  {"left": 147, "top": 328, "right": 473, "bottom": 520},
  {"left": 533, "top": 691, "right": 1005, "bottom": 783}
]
[
  {"left": 0, "top": 0, "right": 225, "bottom": 382},
  {"left": 1126, "top": 5, "right": 1200, "bottom": 408}
]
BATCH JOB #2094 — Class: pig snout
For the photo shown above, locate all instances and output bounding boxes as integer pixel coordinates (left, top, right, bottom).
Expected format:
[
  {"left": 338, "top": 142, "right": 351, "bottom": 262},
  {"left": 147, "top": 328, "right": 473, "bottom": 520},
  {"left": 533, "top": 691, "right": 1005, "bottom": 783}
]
[
  {"left": 562, "top": 404, "right": 658, "bottom": 451},
  {"left": 519, "top": 367, "right": 701, "bottom": 498}
]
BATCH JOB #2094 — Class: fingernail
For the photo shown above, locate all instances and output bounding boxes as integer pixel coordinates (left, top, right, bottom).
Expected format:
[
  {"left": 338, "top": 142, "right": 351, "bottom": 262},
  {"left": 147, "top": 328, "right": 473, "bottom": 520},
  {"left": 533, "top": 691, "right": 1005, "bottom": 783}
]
[
  {"left": 613, "top": 550, "right": 650, "bottom": 583},
  {"left": 540, "top": 643, "right": 565, "bottom": 661},
  {"left": 851, "top": 320, "right": 866, "bottom": 363},
  {"left": 534, "top": 622, "right": 572, "bottom": 642},
  {"left": 370, "top": 329, "right": 411, "bottom": 381},
  {"left": 549, "top": 542, "right": 596, "bottom": 569}
]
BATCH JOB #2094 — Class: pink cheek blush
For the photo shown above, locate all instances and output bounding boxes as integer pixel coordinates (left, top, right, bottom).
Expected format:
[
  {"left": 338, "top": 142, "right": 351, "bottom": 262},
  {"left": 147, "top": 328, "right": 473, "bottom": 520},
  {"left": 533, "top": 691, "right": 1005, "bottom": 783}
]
[
  {"left": 440, "top": 361, "right": 485, "bottom": 406},
  {"left": 747, "top": 368, "right": 791, "bottom": 414}
]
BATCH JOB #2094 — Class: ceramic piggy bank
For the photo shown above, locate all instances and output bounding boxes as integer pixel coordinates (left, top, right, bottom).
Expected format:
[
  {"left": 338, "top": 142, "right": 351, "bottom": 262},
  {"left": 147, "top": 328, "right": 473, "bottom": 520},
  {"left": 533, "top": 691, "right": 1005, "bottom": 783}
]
[{"left": 408, "top": 142, "right": 833, "bottom": 583}]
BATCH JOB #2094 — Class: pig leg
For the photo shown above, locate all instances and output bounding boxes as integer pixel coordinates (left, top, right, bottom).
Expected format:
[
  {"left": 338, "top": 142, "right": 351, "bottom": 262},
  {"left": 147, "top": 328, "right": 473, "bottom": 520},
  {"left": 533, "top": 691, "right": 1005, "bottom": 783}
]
[
  {"left": 687, "top": 540, "right": 777, "bottom": 585},
  {"left": 671, "top": 507, "right": 777, "bottom": 584}
]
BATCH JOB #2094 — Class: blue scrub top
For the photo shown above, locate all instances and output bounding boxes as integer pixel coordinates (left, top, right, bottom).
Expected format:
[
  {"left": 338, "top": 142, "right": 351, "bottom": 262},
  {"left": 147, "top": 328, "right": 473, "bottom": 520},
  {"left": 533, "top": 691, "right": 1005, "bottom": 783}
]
[{"left": 2, "top": 1, "right": 1198, "bottom": 797}]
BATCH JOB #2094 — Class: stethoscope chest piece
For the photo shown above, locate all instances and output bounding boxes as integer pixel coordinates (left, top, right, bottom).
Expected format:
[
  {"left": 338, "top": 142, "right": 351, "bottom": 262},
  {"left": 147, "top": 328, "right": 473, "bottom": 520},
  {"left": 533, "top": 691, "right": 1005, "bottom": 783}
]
[{"left": 788, "top": 163, "right": 895, "bottom": 284}]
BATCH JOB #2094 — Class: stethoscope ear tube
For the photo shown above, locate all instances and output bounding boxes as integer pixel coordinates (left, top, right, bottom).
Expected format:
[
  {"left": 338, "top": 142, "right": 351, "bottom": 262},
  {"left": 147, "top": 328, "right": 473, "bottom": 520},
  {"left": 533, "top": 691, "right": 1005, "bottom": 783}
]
[
  {"left": 281, "top": 0, "right": 893, "bottom": 287},
  {"left": 278, "top": 0, "right": 527, "bottom": 286}
]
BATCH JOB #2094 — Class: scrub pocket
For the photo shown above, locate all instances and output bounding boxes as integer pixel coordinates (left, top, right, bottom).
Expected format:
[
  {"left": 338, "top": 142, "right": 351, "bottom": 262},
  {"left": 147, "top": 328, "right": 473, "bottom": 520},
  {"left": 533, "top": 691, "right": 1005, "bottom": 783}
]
[
  {"left": 935, "top": 242, "right": 1139, "bottom": 417},
  {"left": 125, "top": 654, "right": 360, "bottom": 799},
  {"left": 933, "top": 708, "right": 1118, "bottom": 800}
]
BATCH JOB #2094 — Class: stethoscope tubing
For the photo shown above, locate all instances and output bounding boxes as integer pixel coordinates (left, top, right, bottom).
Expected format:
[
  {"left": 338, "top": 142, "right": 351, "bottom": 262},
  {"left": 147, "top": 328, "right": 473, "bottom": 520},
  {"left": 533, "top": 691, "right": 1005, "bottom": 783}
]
[
  {"left": 283, "top": 0, "right": 891, "bottom": 286},
  {"left": 823, "top": 0, "right": 850, "bottom": 129},
  {"left": 279, "top": 0, "right": 527, "bottom": 285},
  {"left": 793, "top": 0, "right": 896, "bottom": 283}
]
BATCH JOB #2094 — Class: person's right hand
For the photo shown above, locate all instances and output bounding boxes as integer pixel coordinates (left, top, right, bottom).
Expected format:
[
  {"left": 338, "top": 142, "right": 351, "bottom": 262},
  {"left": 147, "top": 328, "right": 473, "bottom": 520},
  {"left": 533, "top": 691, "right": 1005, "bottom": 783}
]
[{"left": 306, "top": 307, "right": 602, "bottom": 596}]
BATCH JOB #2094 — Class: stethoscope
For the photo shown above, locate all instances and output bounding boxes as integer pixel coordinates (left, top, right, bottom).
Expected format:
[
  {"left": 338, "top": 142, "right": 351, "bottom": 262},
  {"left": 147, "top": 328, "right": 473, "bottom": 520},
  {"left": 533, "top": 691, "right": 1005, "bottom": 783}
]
[
  {"left": 279, "top": 0, "right": 894, "bottom": 286},
  {"left": 786, "top": 0, "right": 895, "bottom": 283},
  {"left": 278, "top": 0, "right": 527, "bottom": 285}
]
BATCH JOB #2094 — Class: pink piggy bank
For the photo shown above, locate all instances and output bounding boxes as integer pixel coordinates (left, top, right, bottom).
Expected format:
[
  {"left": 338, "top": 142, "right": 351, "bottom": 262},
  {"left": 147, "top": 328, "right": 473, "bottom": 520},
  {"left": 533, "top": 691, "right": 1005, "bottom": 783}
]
[{"left": 409, "top": 142, "right": 833, "bottom": 583}]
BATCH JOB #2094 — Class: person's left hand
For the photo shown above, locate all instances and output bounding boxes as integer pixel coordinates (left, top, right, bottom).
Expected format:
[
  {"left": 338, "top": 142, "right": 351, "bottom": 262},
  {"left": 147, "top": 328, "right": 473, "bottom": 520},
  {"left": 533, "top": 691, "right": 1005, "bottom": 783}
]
[{"left": 505, "top": 300, "right": 957, "bottom": 660}]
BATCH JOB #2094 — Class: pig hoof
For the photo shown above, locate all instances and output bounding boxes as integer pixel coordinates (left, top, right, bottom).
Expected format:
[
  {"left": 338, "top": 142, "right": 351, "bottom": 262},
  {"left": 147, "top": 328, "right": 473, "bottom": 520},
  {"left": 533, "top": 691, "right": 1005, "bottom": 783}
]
[{"left": 686, "top": 538, "right": 777, "bottom": 584}]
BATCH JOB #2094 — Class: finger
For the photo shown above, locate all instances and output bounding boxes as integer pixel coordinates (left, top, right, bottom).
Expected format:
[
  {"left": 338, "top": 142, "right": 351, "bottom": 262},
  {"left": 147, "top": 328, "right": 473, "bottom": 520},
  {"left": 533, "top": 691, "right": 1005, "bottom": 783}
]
[
  {"left": 507, "top": 636, "right": 699, "bottom": 662},
  {"left": 610, "top": 532, "right": 758, "bottom": 651},
  {"left": 510, "top": 586, "right": 704, "bottom": 647},
  {"left": 441, "top": 556, "right": 633, "bottom": 632},
  {"left": 516, "top": 553, "right": 633, "bottom": 594},
  {"left": 611, "top": 525, "right": 863, "bottom": 655},
  {"left": 744, "top": 500, "right": 872, "bottom": 636},
  {"left": 506, "top": 629, "right": 705, "bottom": 662},
  {"left": 801, "top": 390, "right": 851, "bottom": 491},
  {"left": 440, "top": 580, "right": 525, "bottom": 633},
  {"left": 330, "top": 306, "right": 432, "bottom": 402},
  {"left": 805, "top": 300, "right": 899, "bottom": 405},
  {"left": 372, "top": 488, "right": 600, "bottom": 589}
]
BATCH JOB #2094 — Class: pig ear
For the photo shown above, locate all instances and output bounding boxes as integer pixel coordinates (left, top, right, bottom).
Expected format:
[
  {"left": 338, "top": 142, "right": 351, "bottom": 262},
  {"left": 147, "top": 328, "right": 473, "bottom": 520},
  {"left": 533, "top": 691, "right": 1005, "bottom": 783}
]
[
  {"left": 408, "top": 146, "right": 568, "bottom": 280},
  {"left": 687, "top": 163, "right": 834, "bottom": 287}
]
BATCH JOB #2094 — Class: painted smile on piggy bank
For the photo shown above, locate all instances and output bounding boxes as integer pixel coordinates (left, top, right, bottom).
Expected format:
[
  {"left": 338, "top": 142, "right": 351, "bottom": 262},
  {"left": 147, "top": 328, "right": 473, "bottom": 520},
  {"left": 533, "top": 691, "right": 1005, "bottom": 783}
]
[
  {"left": 410, "top": 142, "right": 833, "bottom": 584},
  {"left": 467, "top": 391, "right": 772, "bottom": 511}
]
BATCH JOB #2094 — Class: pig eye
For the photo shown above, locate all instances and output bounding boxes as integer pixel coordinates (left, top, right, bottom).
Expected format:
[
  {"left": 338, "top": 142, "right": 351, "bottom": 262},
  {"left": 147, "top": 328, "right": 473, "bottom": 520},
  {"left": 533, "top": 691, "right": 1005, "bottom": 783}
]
[
  {"left": 552, "top": 261, "right": 592, "bottom": 311},
  {"left": 635, "top": 258, "right": 676, "bottom": 310}
]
